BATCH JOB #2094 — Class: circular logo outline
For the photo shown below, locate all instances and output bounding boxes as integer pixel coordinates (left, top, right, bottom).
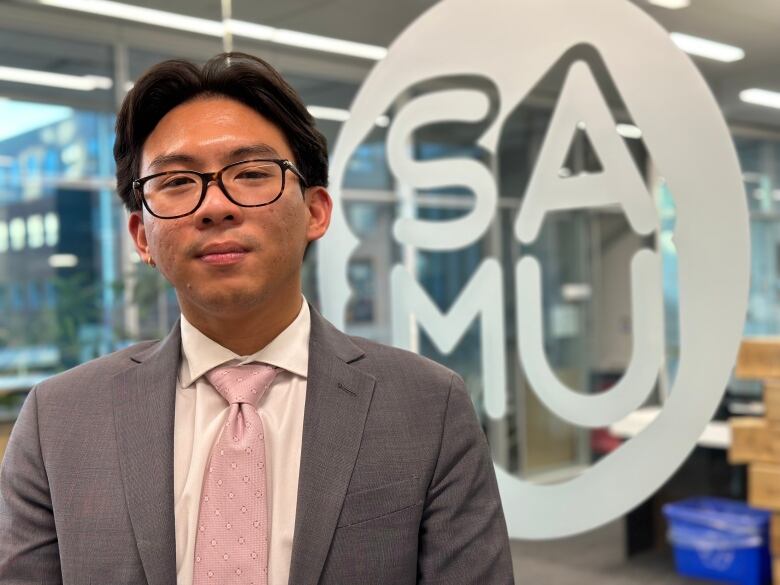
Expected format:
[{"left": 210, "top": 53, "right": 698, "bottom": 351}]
[{"left": 319, "top": 0, "right": 749, "bottom": 539}]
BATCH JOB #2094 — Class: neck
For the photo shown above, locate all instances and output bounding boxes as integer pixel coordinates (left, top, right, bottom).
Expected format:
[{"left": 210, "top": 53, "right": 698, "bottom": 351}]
[{"left": 181, "top": 295, "right": 303, "bottom": 355}]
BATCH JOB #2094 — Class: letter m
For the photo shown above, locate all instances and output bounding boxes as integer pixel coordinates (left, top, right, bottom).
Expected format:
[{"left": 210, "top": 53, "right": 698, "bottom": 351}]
[{"left": 391, "top": 258, "right": 506, "bottom": 419}]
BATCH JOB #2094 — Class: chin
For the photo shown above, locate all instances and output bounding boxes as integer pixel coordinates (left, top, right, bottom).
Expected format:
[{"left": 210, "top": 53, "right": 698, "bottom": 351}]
[{"left": 194, "top": 286, "right": 268, "bottom": 314}]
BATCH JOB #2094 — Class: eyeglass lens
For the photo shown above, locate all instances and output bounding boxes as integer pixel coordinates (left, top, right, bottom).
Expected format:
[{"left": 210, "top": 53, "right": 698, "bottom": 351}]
[{"left": 142, "top": 160, "right": 284, "bottom": 217}]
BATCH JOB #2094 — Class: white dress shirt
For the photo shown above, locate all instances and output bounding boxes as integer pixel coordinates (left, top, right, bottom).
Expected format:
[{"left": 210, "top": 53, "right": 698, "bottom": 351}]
[{"left": 174, "top": 301, "right": 310, "bottom": 585}]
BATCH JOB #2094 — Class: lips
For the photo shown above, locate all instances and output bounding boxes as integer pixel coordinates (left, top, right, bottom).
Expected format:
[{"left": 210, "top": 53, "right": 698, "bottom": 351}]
[
  {"left": 197, "top": 242, "right": 249, "bottom": 256},
  {"left": 196, "top": 241, "right": 250, "bottom": 266}
]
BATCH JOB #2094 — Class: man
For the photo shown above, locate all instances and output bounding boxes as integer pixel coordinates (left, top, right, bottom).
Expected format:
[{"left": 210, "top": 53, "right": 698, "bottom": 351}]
[{"left": 0, "top": 53, "right": 514, "bottom": 585}]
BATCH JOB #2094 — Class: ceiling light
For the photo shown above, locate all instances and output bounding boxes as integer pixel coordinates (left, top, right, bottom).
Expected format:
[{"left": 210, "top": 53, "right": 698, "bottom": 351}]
[
  {"left": 38, "top": 0, "right": 388, "bottom": 60},
  {"left": 39, "top": 0, "right": 224, "bottom": 35},
  {"left": 0, "top": 65, "right": 112, "bottom": 91},
  {"left": 224, "top": 19, "right": 274, "bottom": 41},
  {"left": 740, "top": 88, "right": 780, "bottom": 110},
  {"left": 308, "top": 106, "right": 391, "bottom": 127},
  {"left": 670, "top": 32, "right": 744, "bottom": 63},
  {"left": 561, "top": 283, "right": 592, "bottom": 302},
  {"left": 616, "top": 124, "right": 643, "bottom": 139},
  {"left": 48, "top": 254, "right": 79, "bottom": 268},
  {"left": 647, "top": 0, "right": 690, "bottom": 9},
  {"left": 266, "top": 28, "right": 387, "bottom": 60},
  {"left": 308, "top": 105, "right": 351, "bottom": 122}
]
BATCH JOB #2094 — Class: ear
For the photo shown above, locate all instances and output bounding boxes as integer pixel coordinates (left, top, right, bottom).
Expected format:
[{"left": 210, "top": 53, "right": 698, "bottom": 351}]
[
  {"left": 304, "top": 186, "right": 333, "bottom": 243},
  {"left": 128, "top": 210, "right": 151, "bottom": 260}
]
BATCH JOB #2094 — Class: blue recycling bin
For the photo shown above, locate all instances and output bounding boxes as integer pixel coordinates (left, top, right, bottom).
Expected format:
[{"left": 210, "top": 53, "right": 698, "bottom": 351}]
[{"left": 663, "top": 497, "right": 772, "bottom": 585}]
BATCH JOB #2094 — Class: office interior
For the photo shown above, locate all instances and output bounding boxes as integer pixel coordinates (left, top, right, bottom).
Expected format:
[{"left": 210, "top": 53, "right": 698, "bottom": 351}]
[{"left": 1, "top": 0, "right": 780, "bottom": 583}]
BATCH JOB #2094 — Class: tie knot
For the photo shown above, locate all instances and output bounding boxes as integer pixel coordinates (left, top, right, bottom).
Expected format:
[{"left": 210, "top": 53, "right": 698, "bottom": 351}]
[{"left": 205, "top": 363, "right": 278, "bottom": 406}]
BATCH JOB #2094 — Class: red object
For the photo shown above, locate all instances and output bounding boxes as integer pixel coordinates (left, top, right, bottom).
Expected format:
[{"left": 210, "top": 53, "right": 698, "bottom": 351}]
[{"left": 591, "top": 428, "right": 623, "bottom": 454}]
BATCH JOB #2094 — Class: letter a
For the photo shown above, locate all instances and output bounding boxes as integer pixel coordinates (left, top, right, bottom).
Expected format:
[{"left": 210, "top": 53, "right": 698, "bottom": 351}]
[{"left": 515, "top": 60, "right": 659, "bottom": 244}]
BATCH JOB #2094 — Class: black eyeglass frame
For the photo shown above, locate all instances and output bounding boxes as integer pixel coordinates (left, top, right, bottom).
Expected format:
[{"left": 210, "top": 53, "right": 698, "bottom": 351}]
[{"left": 132, "top": 158, "right": 308, "bottom": 219}]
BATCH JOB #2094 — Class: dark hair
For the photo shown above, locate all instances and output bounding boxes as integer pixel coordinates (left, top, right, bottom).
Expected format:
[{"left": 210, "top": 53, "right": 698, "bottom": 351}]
[{"left": 114, "top": 52, "right": 328, "bottom": 211}]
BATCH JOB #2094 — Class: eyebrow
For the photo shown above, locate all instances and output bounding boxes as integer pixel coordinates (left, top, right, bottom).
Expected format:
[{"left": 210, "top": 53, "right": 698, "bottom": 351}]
[{"left": 147, "top": 144, "right": 283, "bottom": 172}]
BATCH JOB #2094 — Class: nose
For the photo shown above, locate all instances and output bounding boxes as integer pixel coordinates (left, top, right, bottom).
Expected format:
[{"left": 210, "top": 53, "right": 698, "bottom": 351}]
[{"left": 193, "top": 180, "right": 244, "bottom": 227}]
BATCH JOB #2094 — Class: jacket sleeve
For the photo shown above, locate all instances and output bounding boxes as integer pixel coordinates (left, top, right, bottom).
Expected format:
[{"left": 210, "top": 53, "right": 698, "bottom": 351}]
[
  {"left": 0, "top": 386, "right": 62, "bottom": 584},
  {"left": 417, "top": 373, "right": 515, "bottom": 584}
]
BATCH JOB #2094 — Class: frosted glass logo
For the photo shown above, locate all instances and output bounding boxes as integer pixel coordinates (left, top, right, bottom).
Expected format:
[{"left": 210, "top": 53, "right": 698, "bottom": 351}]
[{"left": 319, "top": 0, "right": 749, "bottom": 538}]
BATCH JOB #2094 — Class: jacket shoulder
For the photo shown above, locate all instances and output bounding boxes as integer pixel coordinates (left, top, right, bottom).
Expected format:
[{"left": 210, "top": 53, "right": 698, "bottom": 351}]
[
  {"left": 33, "top": 339, "right": 160, "bottom": 401},
  {"left": 347, "top": 335, "right": 460, "bottom": 391}
]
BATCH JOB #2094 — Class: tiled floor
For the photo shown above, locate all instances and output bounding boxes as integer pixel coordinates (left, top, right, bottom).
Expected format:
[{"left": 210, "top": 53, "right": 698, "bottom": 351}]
[{"left": 510, "top": 520, "right": 707, "bottom": 584}]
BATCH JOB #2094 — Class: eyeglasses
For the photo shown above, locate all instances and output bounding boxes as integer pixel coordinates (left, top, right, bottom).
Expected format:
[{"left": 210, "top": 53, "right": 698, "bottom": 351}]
[{"left": 132, "top": 158, "right": 307, "bottom": 219}]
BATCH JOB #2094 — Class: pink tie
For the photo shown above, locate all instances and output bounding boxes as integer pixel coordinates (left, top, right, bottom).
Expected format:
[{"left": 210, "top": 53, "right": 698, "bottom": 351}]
[{"left": 193, "top": 362, "right": 278, "bottom": 585}]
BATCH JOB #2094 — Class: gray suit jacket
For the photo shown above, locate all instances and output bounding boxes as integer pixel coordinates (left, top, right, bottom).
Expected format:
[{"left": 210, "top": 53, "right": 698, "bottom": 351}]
[{"left": 0, "top": 307, "right": 513, "bottom": 584}]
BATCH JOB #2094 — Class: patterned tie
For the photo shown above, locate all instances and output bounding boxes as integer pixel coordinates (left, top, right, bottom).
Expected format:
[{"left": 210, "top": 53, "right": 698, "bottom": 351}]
[{"left": 193, "top": 362, "right": 278, "bottom": 585}]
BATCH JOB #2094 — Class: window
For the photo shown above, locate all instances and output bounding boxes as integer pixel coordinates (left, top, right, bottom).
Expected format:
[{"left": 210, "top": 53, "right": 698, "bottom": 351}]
[
  {"left": 10, "top": 284, "right": 24, "bottom": 310},
  {"left": 27, "top": 214, "right": 44, "bottom": 248},
  {"left": 0, "top": 221, "right": 7, "bottom": 253},
  {"left": 44, "top": 212, "right": 59, "bottom": 247},
  {"left": 9, "top": 218, "right": 24, "bottom": 251},
  {"left": 27, "top": 281, "right": 41, "bottom": 310}
]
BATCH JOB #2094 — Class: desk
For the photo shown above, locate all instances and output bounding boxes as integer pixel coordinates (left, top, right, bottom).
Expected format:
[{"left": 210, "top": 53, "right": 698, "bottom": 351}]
[{"left": 609, "top": 406, "right": 731, "bottom": 450}]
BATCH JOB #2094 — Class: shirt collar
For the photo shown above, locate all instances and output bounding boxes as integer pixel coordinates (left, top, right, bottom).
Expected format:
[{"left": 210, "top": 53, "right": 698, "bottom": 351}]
[{"left": 179, "top": 299, "right": 310, "bottom": 388}]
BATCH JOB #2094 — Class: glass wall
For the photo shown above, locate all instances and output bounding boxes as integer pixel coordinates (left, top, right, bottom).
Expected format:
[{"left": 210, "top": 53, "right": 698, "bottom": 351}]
[{"left": 0, "top": 30, "right": 116, "bottom": 426}]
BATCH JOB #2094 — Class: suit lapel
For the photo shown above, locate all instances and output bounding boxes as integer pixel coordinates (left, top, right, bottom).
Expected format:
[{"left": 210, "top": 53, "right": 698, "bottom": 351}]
[
  {"left": 288, "top": 308, "right": 376, "bottom": 585},
  {"left": 112, "top": 323, "right": 181, "bottom": 585}
]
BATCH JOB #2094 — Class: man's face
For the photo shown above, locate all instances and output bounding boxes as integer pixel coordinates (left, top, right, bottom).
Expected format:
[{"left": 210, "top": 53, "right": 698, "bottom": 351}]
[{"left": 128, "top": 96, "right": 331, "bottom": 321}]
